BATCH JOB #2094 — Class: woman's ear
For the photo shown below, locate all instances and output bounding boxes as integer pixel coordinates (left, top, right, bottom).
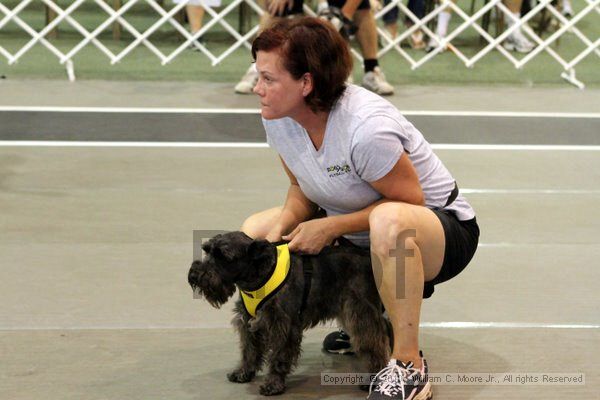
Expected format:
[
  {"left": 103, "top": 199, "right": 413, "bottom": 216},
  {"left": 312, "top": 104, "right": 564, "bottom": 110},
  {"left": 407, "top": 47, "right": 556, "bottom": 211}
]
[{"left": 302, "top": 72, "right": 313, "bottom": 97}]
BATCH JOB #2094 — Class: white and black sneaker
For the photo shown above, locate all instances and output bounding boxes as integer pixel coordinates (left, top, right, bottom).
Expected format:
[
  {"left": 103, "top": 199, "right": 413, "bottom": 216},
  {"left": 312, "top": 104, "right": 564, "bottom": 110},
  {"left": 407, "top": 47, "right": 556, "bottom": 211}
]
[
  {"left": 322, "top": 329, "right": 354, "bottom": 354},
  {"left": 318, "top": 6, "right": 358, "bottom": 39},
  {"left": 234, "top": 64, "right": 259, "bottom": 94},
  {"left": 362, "top": 67, "right": 394, "bottom": 96},
  {"left": 367, "top": 354, "right": 432, "bottom": 400},
  {"left": 503, "top": 31, "right": 535, "bottom": 53},
  {"left": 562, "top": 0, "right": 573, "bottom": 18}
]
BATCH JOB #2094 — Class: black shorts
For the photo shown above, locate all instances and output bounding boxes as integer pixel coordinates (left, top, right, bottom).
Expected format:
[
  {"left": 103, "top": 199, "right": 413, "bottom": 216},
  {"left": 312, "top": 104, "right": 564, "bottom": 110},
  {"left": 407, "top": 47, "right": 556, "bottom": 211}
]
[
  {"left": 276, "top": 0, "right": 370, "bottom": 17},
  {"left": 423, "top": 210, "right": 480, "bottom": 298},
  {"left": 328, "top": 0, "right": 371, "bottom": 11},
  {"left": 277, "top": 0, "right": 304, "bottom": 16}
]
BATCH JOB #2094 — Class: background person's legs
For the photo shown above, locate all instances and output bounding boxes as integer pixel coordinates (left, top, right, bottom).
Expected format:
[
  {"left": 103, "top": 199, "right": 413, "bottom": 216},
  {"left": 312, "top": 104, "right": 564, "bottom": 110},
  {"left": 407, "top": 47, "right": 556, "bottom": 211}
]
[
  {"left": 425, "top": 0, "right": 455, "bottom": 52},
  {"left": 186, "top": 4, "right": 206, "bottom": 34},
  {"left": 354, "top": 9, "right": 395, "bottom": 95},
  {"left": 340, "top": 0, "right": 363, "bottom": 19},
  {"left": 235, "top": 0, "right": 271, "bottom": 94},
  {"left": 426, "top": 0, "right": 534, "bottom": 53},
  {"left": 502, "top": 0, "right": 534, "bottom": 52}
]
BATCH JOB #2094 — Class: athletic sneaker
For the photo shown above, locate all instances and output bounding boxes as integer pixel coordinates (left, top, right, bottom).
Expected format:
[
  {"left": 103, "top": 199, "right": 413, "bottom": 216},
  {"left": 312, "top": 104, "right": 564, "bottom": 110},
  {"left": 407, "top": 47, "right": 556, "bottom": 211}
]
[
  {"left": 362, "top": 67, "right": 394, "bottom": 96},
  {"left": 367, "top": 355, "right": 432, "bottom": 400},
  {"left": 234, "top": 65, "right": 259, "bottom": 94},
  {"left": 322, "top": 329, "right": 354, "bottom": 354},
  {"left": 318, "top": 6, "right": 358, "bottom": 39},
  {"left": 425, "top": 37, "right": 447, "bottom": 53},
  {"left": 410, "top": 30, "right": 426, "bottom": 50},
  {"left": 503, "top": 32, "right": 534, "bottom": 53}
]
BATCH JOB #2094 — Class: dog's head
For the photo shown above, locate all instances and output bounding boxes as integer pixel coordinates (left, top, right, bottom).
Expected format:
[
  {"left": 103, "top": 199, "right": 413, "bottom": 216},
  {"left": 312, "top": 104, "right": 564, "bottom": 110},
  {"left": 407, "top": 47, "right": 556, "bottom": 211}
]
[{"left": 188, "top": 231, "right": 274, "bottom": 308}]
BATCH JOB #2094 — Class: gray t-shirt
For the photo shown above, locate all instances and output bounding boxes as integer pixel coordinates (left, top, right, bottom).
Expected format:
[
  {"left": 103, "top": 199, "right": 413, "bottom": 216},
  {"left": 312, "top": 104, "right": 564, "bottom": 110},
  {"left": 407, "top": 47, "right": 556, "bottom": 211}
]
[{"left": 264, "top": 85, "right": 475, "bottom": 247}]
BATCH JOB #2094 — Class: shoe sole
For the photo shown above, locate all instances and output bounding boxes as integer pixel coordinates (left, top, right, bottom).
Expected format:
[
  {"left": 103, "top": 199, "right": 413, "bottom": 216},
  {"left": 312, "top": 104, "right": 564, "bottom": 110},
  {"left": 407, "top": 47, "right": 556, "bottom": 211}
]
[
  {"left": 414, "top": 382, "right": 433, "bottom": 400},
  {"left": 503, "top": 42, "right": 533, "bottom": 54},
  {"left": 323, "top": 347, "right": 355, "bottom": 355},
  {"left": 362, "top": 84, "right": 394, "bottom": 96}
]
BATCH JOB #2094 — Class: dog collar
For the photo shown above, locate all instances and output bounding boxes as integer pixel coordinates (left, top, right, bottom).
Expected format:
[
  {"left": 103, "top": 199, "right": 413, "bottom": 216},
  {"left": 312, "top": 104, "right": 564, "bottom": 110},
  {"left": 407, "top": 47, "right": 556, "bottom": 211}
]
[{"left": 240, "top": 243, "right": 291, "bottom": 318}]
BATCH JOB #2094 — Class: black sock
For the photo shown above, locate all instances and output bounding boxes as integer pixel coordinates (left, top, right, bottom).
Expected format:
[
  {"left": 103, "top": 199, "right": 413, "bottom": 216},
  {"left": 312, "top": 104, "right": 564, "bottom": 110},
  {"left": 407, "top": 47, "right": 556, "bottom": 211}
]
[{"left": 364, "top": 59, "right": 378, "bottom": 73}]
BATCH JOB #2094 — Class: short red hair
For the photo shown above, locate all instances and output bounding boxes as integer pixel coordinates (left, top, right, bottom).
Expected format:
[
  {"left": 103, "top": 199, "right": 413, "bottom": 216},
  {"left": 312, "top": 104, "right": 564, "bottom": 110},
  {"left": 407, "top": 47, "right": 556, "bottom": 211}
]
[{"left": 251, "top": 17, "right": 353, "bottom": 113}]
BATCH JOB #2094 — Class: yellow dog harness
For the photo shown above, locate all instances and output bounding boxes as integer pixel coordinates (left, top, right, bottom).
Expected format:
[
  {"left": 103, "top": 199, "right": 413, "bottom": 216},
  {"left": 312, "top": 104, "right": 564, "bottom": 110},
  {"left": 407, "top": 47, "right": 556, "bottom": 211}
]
[{"left": 240, "top": 244, "right": 291, "bottom": 317}]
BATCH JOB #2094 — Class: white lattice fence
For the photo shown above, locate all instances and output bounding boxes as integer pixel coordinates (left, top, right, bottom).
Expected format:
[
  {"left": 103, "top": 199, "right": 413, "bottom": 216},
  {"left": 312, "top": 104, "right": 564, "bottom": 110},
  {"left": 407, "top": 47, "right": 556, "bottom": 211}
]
[{"left": 0, "top": 0, "right": 598, "bottom": 87}]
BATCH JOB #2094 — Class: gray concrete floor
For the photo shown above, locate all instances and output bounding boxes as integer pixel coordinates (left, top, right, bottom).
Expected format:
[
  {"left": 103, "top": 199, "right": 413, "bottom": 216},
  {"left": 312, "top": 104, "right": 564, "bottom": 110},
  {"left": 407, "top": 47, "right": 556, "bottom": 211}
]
[
  {"left": 1, "top": 80, "right": 600, "bottom": 112},
  {"left": 2, "top": 81, "right": 599, "bottom": 144},
  {"left": 1, "top": 79, "right": 599, "bottom": 399},
  {"left": 1, "top": 146, "right": 599, "bottom": 399}
]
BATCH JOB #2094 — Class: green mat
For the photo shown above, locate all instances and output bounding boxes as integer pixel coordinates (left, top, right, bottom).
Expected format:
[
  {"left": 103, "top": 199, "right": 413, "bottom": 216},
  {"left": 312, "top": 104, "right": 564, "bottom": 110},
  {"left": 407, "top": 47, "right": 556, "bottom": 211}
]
[{"left": 0, "top": 0, "right": 598, "bottom": 86}]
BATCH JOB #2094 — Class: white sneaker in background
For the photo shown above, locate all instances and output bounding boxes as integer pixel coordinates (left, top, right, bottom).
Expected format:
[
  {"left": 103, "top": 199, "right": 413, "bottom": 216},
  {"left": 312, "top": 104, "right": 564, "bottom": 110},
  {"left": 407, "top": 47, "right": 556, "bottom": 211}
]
[
  {"left": 503, "top": 31, "right": 535, "bottom": 53},
  {"left": 362, "top": 67, "right": 394, "bottom": 96},
  {"left": 425, "top": 37, "right": 447, "bottom": 53},
  {"left": 234, "top": 65, "right": 259, "bottom": 94},
  {"left": 562, "top": 0, "right": 573, "bottom": 18}
]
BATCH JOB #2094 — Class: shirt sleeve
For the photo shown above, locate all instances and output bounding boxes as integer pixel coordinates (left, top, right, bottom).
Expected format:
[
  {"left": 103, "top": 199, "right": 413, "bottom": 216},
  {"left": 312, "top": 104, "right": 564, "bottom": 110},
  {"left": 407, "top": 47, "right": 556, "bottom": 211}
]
[{"left": 350, "top": 116, "right": 405, "bottom": 182}]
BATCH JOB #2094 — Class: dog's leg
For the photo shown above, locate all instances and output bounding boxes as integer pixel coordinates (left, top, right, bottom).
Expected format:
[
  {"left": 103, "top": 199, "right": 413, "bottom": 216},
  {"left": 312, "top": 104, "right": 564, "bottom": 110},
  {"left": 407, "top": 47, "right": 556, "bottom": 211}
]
[
  {"left": 227, "top": 310, "right": 265, "bottom": 383},
  {"left": 260, "top": 316, "right": 303, "bottom": 396},
  {"left": 341, "top": 299, "right": 390, "bottom": 387}
]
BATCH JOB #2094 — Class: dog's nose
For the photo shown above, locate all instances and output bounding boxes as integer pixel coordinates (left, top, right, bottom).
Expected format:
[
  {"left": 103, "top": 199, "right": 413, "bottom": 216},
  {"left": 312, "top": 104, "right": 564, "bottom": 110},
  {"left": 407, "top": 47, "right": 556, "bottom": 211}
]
[{"left": 188, "top": 260, "right": 202, "bottom": 284}]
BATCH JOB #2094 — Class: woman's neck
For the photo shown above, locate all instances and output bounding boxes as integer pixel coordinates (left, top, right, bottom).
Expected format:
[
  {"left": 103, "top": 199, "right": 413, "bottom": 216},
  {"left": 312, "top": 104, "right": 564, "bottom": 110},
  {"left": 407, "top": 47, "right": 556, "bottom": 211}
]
[{"left": 293, "top": 108, "right": 329, "bottom": 150}]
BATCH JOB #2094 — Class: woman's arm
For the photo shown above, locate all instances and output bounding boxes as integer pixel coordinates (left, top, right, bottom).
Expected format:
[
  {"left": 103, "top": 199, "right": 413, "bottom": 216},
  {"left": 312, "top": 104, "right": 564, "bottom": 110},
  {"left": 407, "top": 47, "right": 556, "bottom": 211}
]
[
  {"left": 329, "top": 151, "right": 425, "bottom": 235},
  {"left": 285, "top": 152, "right": 424, "bottom": 253},
  {"left": 265, "top": 157, "right": 318, "bottom": 242}
]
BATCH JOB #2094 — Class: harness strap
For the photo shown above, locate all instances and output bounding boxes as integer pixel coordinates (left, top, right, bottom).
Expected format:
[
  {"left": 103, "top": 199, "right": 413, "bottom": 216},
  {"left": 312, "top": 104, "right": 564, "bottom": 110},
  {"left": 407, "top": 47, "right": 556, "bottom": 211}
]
[{"left": 444, "top": 181, "right": 459, "bottom": 208}]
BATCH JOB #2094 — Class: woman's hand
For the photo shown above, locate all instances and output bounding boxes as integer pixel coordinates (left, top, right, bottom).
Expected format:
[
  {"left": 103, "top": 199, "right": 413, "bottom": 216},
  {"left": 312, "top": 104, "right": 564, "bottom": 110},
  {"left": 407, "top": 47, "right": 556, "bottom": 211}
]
[
  {"left": 283, "top": 218, "right": 338, "bottom": 255},
  {"left": 267, "top": 0, "right": 293, "bottom": 16},
  {"left": 265, "top": 229, "right": 283, "bottom": 243}
]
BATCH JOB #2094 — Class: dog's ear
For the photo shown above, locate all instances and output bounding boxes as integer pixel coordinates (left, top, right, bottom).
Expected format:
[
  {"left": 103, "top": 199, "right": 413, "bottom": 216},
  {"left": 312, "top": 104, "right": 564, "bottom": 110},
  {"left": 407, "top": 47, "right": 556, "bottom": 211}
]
[{"left": 247, "top": 239, "right": 272, "bottom": 263}]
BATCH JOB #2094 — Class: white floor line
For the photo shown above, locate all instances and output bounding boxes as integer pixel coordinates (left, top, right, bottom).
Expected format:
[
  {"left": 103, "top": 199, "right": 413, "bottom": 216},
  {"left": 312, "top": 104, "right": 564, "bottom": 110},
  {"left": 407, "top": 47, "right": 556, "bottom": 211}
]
[
  {"left": 477, "top": 242, "right": 597, "bottom": 248},
  {"left": 420, "top": 322, "right": 600, "bottom": 329},
  {"left": 1, "top": 106, "right": 599, "bottom": 119},
  {"left": 1, "top": 141, "right": 599, "bottom": 151},
  {"left": 1, "top": 322, "right": 598, "bottom": 331},
  {"left": 461, "top": 189, "right": 600, "bottom": 195},
  {"left": 0, "top": 141, "right": 270, "bottom": 148},
  {"left": 0, "top": 106, "right": 260, "bottom": 114},
  {"left": 432, "top": 144, "right": 600, "bottom": 151}
]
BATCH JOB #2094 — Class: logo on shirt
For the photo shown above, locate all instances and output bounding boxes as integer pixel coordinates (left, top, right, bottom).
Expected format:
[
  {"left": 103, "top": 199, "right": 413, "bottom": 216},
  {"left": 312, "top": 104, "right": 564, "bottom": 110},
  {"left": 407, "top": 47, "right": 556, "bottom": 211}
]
[{"left": 326, "top": 163, "right": 351, "bottom": 178}]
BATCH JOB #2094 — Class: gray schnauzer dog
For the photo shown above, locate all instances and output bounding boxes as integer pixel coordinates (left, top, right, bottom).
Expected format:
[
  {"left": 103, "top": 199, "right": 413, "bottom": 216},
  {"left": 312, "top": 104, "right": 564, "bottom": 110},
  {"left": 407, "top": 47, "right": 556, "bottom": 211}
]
[{"left": 188, "top": 231, "right": 390, "bottom": 396}]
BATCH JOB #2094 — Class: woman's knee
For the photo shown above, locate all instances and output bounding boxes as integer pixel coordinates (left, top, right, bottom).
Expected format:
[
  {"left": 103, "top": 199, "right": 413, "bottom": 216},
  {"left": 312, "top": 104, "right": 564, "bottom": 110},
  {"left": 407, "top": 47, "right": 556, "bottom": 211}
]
[
  {"left": 240, "top": 207, "right": 282, "bottom": 239},
  {"left": 369, "top": 203, "right": 418, "bottom": 256}
]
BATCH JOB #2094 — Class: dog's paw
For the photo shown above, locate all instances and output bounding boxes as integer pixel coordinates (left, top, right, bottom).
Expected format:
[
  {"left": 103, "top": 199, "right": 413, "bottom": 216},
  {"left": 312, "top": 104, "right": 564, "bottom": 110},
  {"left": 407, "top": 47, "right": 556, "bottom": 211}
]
[
  {"left": 227, "top": 369, "right": 255, "bottom": 383},
  {"left": 259, "top": 379, "right": 285, "bottom": 396}
]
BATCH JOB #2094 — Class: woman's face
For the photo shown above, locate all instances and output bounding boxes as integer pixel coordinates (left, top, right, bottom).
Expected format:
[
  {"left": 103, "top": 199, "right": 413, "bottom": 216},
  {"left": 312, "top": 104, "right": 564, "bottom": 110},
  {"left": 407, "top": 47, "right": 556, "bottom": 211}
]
[{"left": 253, "top": 50, "right": 308, "bottom": 120}]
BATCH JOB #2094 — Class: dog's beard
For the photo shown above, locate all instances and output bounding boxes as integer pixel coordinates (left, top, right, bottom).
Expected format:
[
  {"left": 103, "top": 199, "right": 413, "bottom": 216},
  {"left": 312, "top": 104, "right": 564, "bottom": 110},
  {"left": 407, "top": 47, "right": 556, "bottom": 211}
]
[{"left": 189, "top": 262, "right": 236, "bottom": 308}]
